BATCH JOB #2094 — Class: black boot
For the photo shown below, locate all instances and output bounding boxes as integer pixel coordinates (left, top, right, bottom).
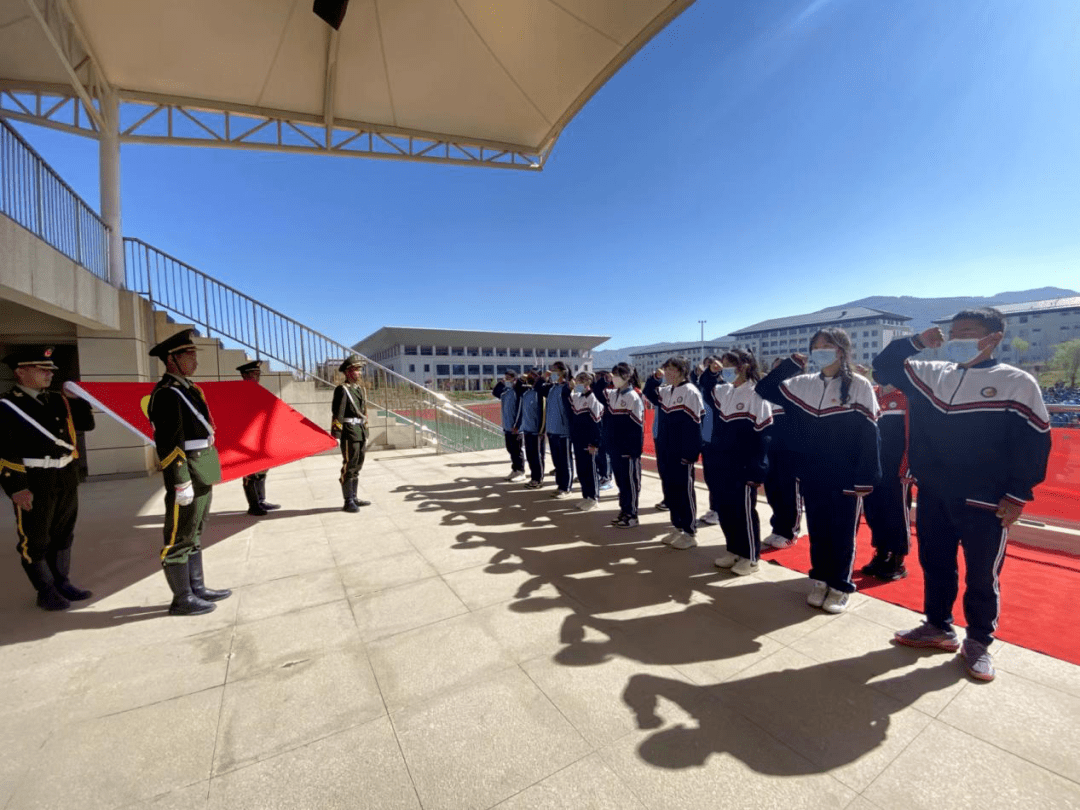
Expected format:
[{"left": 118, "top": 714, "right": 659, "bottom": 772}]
[
  {"left": 48, "top": 547, "right": 92, "bottom": 601},
  {"left": 342, "top": 480, "right": 359, "bottom": 513},
  {"left": 22, "top": 560, "right": 70, "bottom": 611},
  {"left": 188, "top": 550, "right": 232, "bottom": 601},
  {"left": 243, "top": 478, "right": 267, "bottom": 516},
  {"left": 879, "top": 553, "right": 909, "bottom": 581},
  {"left": 163, "top": 562, "right": 216, "bottom": 615},
  {"left": 256, "top": 478, "right": 280, "bottom": 511},
  {"left": 860, "top": 549, "right": 890, "bottom": 577},
  {"left": 351, "top": 478, "right": 371, "bottom": 508}
]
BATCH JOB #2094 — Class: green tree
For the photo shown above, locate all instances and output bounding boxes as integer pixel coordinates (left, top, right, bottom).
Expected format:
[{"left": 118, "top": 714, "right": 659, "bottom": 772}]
[
  {"left": 1011, "top": 336, "right": 1030, "bottom": 362},
  {"left": 1050, "top": 339, "right": 1080, "bottom": 387}
]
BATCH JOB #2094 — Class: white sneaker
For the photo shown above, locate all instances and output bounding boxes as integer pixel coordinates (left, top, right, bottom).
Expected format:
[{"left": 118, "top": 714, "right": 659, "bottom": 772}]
[
  {"left": 713, "top": 551, "right": 738, "bottom": 569},
  {"left": 821, "top": 588, "right": 850, "bottom": 614},
  {"left": 764, "top": 533, "right": 796, "bottom": 549},
  {"left": 551, "top": 490, "right": 571, "bottom": 500},
  {"left": 670, "top": 532, "right": 698, "bottom": 550},
  {"left": 661, "top": 530, "right": 680, "bottom": 545},
  {"left": 577, "top": 498, "right": 598, "bottom": 511},
  {"left": 731, "top": 558, "right": 760, "bottom": 577},
  {"left": 807, "top": 579, "right": 829, "bottom": 608},
  {"left": 508, "top": 471, "right": 526, "bottom": 483},
  {"left": 700, "top": 510, "right": 720, "bottom": 525}
]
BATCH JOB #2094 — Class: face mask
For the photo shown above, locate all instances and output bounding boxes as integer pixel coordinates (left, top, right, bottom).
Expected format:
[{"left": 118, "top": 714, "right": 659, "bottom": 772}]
[
  {"left": 504, "top": 379, "right": 515, "bottom": 387},
  {"left": 810, "top": 348, "right": 838, "bottom": 369},
  {"left": 573, "top": 384, "right": 585, "bottom": 394},
  {"left": 943, "top": 338, "right": 982, "bottom": 364},
  {"left": 611, "top": 375, "right": 626, "bottom": 389},
  {"left": 550, "top": 371, "right": 562, "bottom": 382},
  {"left": 721, "top": 368, "right": 737, "bottom": 384}
]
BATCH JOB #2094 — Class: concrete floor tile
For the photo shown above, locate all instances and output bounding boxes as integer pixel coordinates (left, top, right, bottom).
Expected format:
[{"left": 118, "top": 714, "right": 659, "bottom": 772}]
[
  {"left": 8, "top": 688, "right": 221, "bottom": 810},
  {"left": 213, "top": 646, "right": 384, "bottom": 775},
  {"left": 338, "top": 549, "right": 438, "bottom": 595},
  {"left": 228, "top": 600, "right": 360, "bottom": 681},
  {"left": 392, "top": 667, "right": 591, "bottom": 810},
  {"left": 367, "top": 612, "right": 517, "bottom": 712},
  {"left": 234, "top": 545, "right": 336, "bottom": 586},
  {"left": 598, "top": 684, "right": 856, "bottom": 810},
  {"left": 864, "top": 720, "right": 1080, "bottom": 810},
  {"left": 327, "top": 530, "right": 416, "bottom": 566},
  {"left": 117, "top": 780, "right": 210, "bottom": 809},
  {"left": 235, "top": 568, "right": 345, "bottom": 624},
  {"left": 472, "top": 596, "right": 585, "bottom": 663},
  {"left": 350, "top": 576, "right": 468, "bottom": 642},
  {"left": 714, "top": 647, "right": 935, "bottom": 792},
  {"left": 207, "top": 717, "right": 418, "bottom": 810},
  {"left": 443, "top": 562, "right": 564, "bottom": 610},
  {"left": 994, "top": 641, "right": 1080, "bottom": 699},
  {"left": 789, "top": 612, "right": 969, "bottom": 716},
  {"left": 937, "top": 669, "right": 1080, "bottom": 782},
  {"left": 493, "top": 753, "right": 647, "bottom": 809}
]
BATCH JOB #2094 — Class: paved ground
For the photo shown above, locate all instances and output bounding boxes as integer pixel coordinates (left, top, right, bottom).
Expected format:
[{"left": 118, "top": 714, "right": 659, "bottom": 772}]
[{"left": 1, "top": 448, "right": 1078, "bottom": 810}]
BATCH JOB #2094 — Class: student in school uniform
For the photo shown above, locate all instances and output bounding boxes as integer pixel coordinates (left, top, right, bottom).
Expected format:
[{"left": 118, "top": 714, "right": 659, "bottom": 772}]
[
  {"left": 762, "top": 359, "right": 803, "bottom": 549},
  {"left": 517, "top": 370, "right": 547, "bottom": 489},
  {"left": 537, "top": 362, "right": 574, "bottom": 499},
  {"left": 492, "top": 370, "right": 526, "bottom": 483},
  {"left": 694, "top": 356, "right": 722, "bottom": 527},
  {"left": 569, "top": 371, "right": 605, "bottom": 511},
  {"left": 757, "top": 329, "right": 881, "bottom": 613},
  {"left": 709, "top": 349, "right": 773, "bottom": 576},
  {"left": 643, "top": 357, "right": 705, "bottom": 550},
  {"left": 599, "top": 363, "right": 645, "bottom": 528}
]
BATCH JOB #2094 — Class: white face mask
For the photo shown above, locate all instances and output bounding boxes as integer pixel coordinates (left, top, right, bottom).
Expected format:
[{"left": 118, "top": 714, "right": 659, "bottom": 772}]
[
  {"left": 943, "top": 338, "right": 982, "bottom": 364},
  {"left": 720, "top": 368, "right": 737, "bottom": 383},
  {"left": 611, "top": 375, "right": 626, "bottom": 388},
  {"left": 809, "top": 348, "right": 838, "bottom": 369}
]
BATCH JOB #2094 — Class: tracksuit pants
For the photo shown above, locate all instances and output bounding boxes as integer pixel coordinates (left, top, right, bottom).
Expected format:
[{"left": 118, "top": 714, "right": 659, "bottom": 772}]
[
  {"left": 802, "top": 484, "right": 861, "bottom": 593},
  {"left": 572, "top": 439, "right": 599, "bottom": 500},
  {"left": 765, "top": 447, "right": 802, "bottom": 540},
  {"left": 700, "top": 444, "right": 724, "bottom": 515},
  {"left": 864, "top": 475, "right": 911, "bottom": 555},
  {"left": 547, "top": 434, "right": 573, "bottom": 493},
  {"left": 717, "top": 477, "right": 761, "bottom": 562},
  {"left": 611, "top": 455, "right": 641, "bottom": 518},
  {"left": 916, "top": 488, "right": 1009, "bottom": 647},
  {"left": 657, "top": 454, "right": 696, "bottom": 535},
  {"left": 503, "top": 431, "right": 525, "bottom": 473},
  {"left": 523, "top": 432, "right": 546, "bottom": 483},
  {"left": 595, "top": 447, "right": 611, "bottom": 483}
]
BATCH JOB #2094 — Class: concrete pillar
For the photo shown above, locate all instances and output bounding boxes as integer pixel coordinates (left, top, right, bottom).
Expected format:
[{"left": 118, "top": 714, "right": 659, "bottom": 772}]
[{"left": 98, "top": 92, "right": 125, "bottom": 289}]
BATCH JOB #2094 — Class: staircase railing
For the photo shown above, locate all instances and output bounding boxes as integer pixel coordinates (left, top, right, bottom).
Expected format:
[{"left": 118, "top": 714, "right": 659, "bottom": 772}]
[{"left": 123, "top": 237, "right": 503, "bottom": 453}]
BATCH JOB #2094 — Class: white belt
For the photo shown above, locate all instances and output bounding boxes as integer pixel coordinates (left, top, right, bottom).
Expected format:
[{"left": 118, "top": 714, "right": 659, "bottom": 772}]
[
  {"left": 184, "top": 438, "right": 213, "bottom": 450},
  {"left": 343, "top": 418, "right": 364, "bottom": 424},
  {"left": 23, "top": 456, "right": 74, "bottom": 469}
]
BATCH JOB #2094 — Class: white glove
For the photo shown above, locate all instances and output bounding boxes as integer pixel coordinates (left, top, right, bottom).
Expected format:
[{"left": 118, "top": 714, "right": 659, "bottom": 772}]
[{"left": 175, "top": 482, "right": 195, "bottom": 506}]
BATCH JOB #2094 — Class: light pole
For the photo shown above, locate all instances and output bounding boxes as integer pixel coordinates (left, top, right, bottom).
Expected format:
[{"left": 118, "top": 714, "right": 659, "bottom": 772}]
[{"left": 698, "top": 320, "right": 707, "bottom": 364}]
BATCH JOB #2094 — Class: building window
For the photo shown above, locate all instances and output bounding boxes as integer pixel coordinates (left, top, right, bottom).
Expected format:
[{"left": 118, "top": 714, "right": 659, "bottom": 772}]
[
  {"left": 483, "top": 365, "right": 494, "bottom": 375},
  {"left": 404, "top": 345, "right": 418, "bottom": 355},
  {"left": 1019, "top": 316, "right": 1028, "bottom": 323},
  {"left": 409, "top": 364, "right": 415, "bottom": 373},
  {"left": 468, "top": 365, "right": 480, "bottom": 375},
  {"left": 424, "top": 364, "right": 430, "bottom": 373},
  {"left": 453, "top": 364, "right": 466, "bottom": 375},
  {"left": 436, "top": 364, "right": 450, "bottom": 375},
  {"left": 510, "top": 348, "right": 520, "bottom": 357},
  {"left": 482, "top": 348, "right": 493, "bottom": 357},
  {"left": 420, "top": 346, "right": 432, "bottom": 356},
  {"left": 468, "top": 347, "right": 479, "bottom": 357},
  {"left": 452, "top": 346, "right": 465, "bottom": 356},
  {"left": 435, "top": 346, "right": 449, "bottom": 356}
]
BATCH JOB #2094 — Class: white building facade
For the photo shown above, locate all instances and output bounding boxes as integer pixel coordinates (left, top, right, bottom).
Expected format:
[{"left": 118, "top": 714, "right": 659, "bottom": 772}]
[
  {"left": 629, "top": 338, "right": 737, "bottom": 373},
  {"left": 933, "top": 296, "right": 1080, "bottom": 367},
  {"left": 352, "top": 327, "right": 609, "bottom": 392}
]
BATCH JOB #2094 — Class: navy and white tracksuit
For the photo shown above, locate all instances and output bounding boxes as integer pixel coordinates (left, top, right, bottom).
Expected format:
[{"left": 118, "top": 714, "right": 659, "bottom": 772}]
[
  {"left": 863, "top": 387, "right": 911, "bottom": 556},
  {"left": 763, "top": 404, "right": 803, "bottom": 541},
  {"left": 517, "top": 384, "right": 546, "bottom": 484},
  {"left": 569, "top": 387, "right": 604, "bottom": 501},
  {"left": 492, "top": 380, "right": 525, "bottom": 473},
  {"left": 601, "top": 384, "right": 645, "bottom": 518},
  {"left": 710, "top": 381, "right": 773, "bottom": 562},
  {"left": 538, "top": 378, "right": 574, "bottom": 493},
  {"left": 644, "top": 377, "right": 705, "bottom": 535},
  {"left": 874, "top": 337, "right": 1052, "bottom": 646},
  {"left": 695, "top": 369, "right": 722, "bottom": 516},
  {"left": 758, "top": 360, "right": 882, "bottom": 594}
]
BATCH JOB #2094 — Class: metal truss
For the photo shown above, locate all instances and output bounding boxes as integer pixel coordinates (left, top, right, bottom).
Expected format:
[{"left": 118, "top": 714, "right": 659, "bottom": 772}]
[{"left": 0, "top": 84, "right": 550, "bottom": 171}]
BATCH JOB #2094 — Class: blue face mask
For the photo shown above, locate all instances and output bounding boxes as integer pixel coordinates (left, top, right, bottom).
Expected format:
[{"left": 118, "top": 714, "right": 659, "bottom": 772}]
[
  {"left": 721, "top": 368, "right": 737, "bottom": 383},
  {"left": 942, "top": 338, "right": 982, "bottom": 364},
  {"left": 573, "top": 384, "right": 585, "bottom": 394},
  {"left": 810, "top": 348, "right": 838, "bottom": 369}
]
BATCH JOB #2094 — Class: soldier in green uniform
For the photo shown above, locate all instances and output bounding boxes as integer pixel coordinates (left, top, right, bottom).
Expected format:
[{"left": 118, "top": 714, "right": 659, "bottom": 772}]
[
  {"left": 237, "top": 360, "right": 280, "bottom": 516},
  {"left": 148, "top": 330, "right": 231, "bottom": 615},
  {"left": 332, "top": 354, "right": 371, "bottom": 513},
  {"left": 0, "top": 347, "right": 95, "bottom": 611}
]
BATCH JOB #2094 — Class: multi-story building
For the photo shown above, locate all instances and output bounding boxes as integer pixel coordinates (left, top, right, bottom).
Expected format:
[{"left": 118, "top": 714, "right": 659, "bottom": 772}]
[
  {"left": 729, "top": 307, "right": 913, "bottom": 369},
  {"left": 933, "top": 296, "right": 1080, "bottom": 366},
  {"left": 629, "top": 338, "right": 737, "bottom": 373},
  {"left": 351, "top": 327, "right": 609, "bottom": 391}
]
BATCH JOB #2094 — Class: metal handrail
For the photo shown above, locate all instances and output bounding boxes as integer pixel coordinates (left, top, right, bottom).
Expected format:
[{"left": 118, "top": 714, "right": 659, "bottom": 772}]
[
  {"left": 123, "top": 237, "right": 503, "bottom": 453},
  {"left": 0, "top": 119, "right": 109, "bottom": 280}
]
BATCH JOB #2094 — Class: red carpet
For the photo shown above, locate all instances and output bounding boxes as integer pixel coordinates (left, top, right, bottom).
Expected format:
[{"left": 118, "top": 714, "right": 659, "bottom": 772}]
[{"left": 764, "top": 523, "right": 1080, "bottom": 665}]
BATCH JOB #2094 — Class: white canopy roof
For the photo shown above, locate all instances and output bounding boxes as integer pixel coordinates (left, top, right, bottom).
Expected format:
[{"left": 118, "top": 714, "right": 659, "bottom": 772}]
[{"left": 0, "top": 0, "right": 693, "bottom": 168}]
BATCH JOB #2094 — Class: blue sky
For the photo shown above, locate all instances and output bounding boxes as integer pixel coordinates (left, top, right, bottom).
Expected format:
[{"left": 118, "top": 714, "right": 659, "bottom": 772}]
[{"left": 14, "top": 0, "right": 1080, "bottom": 350}]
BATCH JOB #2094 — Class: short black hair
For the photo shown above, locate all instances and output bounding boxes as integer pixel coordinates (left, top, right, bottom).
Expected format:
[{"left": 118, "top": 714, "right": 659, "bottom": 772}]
[
  {"left": 661, "top": 356, "right": 691, "bottom": 379},
  {"left": 952, "top": 307, "right": 1005, "bottom": 334},
  {"left": 504, "top": 370, "right": 518, "bottom": 380}
]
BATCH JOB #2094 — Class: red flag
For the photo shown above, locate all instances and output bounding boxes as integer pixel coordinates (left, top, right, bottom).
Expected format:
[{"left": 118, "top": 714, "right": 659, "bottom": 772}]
[{"left": 68, "top": 381, "right": 338, "bottom": 483}]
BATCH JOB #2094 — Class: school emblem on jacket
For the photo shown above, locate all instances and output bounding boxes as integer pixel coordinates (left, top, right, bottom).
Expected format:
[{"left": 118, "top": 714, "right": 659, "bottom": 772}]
[
  {"left": 981, "top": 387, "right": 997, "bottom": 398},
  {"left": 736, "top": 403, "right": 745, "bottom": 410},
  {"left": 677, "top": 396, "right": 683, "bottom": 403},
  {"left": 888, "top": 401, "right": 898, "bottom": 409}
]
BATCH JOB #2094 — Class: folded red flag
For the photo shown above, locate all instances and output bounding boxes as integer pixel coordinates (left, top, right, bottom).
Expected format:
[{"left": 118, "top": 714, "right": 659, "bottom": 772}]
[{"left": 67, "top": 381, "right": 337, "bottom": 483}]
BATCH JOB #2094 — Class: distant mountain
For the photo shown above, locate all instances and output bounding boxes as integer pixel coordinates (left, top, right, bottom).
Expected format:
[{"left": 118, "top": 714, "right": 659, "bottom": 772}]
[
  {"left": 829, "top": 288, "right": 1078, "bottom": 332},
  {"left": 592, "top": 342, "right": 680, "bottom": 368}
]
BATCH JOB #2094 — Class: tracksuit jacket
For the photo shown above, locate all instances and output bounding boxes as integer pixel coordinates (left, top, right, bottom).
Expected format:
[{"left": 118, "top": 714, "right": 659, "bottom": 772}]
[
  {"left": 492, "top": 380, "right": 524, "bottom": 432},
  {"left": 600, "top": 385, "right": 645, "bottom": 458},
  {"left": 536, "top": 378, "right": 572, "bottom": 436},
  {"left": 517, "top": 384, "right": 545, "bottom": 434},
  {"left": 710, "top": 381, "right": 773, "bottom": 483},
  {"left": 642, "top": 377, "right": 704, "bottom": 463},
  {"left": 569, "top": 387, "right": 604, "bottom": 448}
]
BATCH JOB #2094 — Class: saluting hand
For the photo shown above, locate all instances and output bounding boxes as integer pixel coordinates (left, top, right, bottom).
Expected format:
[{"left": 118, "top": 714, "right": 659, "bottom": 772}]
[
  {"left": 995, "top": 498, "right": 1023, "bottom": 527},
  {"left": 919, "top": 327, "right": 945, "bottom": 349},
  {"left": 11, "top": 489, "right": 33, "bottom": 511},
  {"left": 790, "top": 353, "right": 808, "bottom": 369}
]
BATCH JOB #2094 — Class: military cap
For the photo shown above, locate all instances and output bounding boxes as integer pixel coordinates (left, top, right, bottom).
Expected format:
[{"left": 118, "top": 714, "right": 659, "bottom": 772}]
[
  {"left": 149, "top": 329, "right": 198, "bottom": 361},
  {"left": 236, "top": 360, "right": 263, "bottom": 374},
  {"left": 339, "top": 354, "right": 365, "bottom": 372},
  {"left": 2, "top": 346, "right": 59, "bottom": 370}
]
